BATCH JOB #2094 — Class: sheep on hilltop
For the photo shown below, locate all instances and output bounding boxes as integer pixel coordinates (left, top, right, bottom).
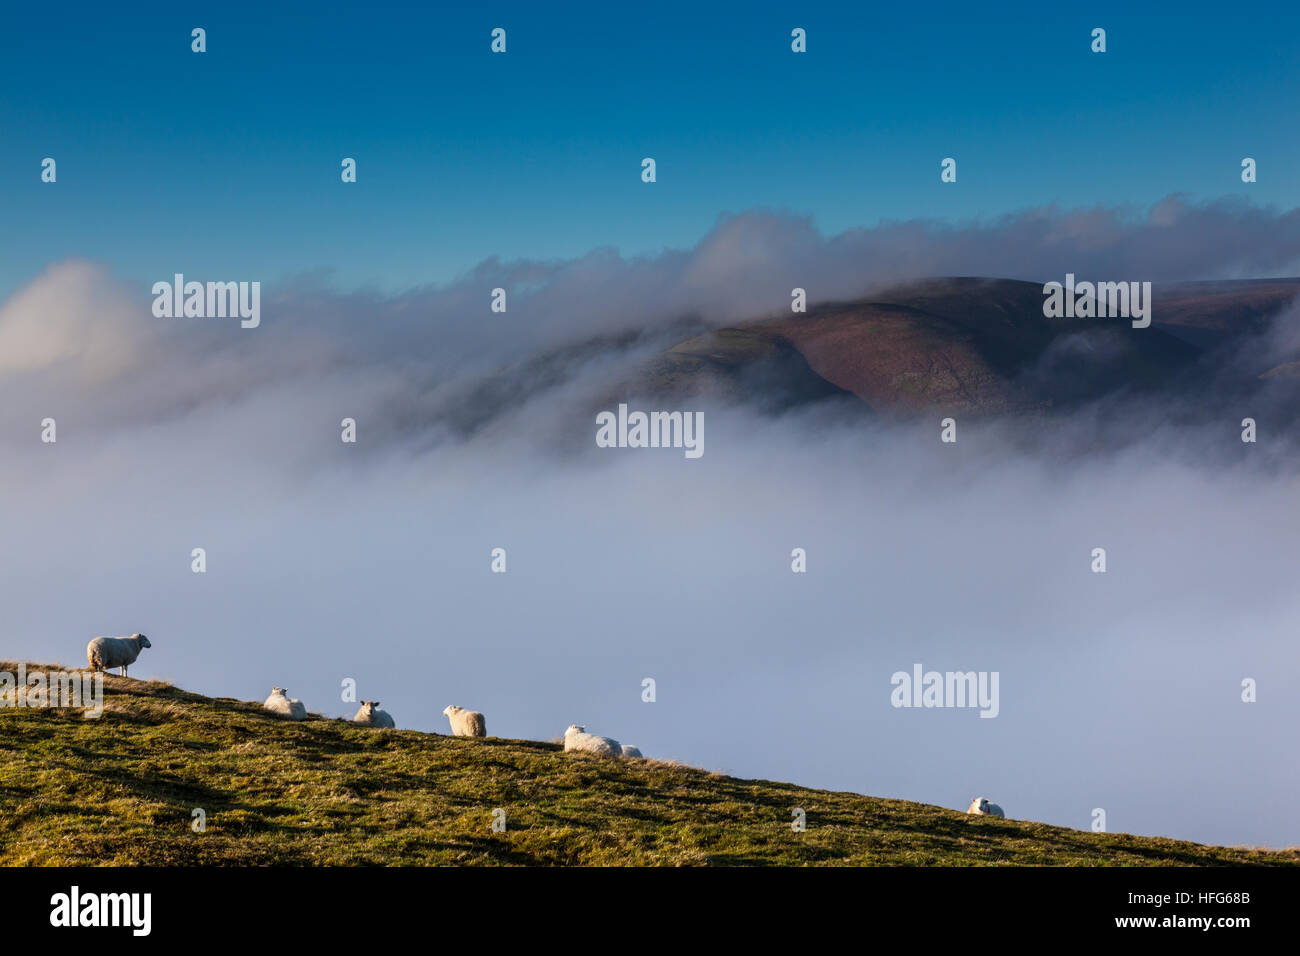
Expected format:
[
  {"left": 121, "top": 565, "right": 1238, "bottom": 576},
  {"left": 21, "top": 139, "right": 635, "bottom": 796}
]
[
  {"left": 353, "top": 701, "right": 395, "bottom": 728},
  {"left": 442, "top": 705, "right": 486, "bottom": 737},
  {"left": 563, "top": 724, "right": 621, "bottom": 756},
  {"left": 967, "top": 797, "right": 1005, "bottom": 817},
  {"left": 85, "top": 634, "right": 152, "bottom": 677},
  {"left": 263, "top": 686, "right": 307, "bottom": 720}
]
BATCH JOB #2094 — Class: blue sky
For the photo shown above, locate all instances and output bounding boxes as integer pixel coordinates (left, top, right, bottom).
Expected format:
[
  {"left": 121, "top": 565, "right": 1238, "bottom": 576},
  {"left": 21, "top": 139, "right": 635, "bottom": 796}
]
[{"left": 2, "top": 1, "right": 1297, "bottom": 297}]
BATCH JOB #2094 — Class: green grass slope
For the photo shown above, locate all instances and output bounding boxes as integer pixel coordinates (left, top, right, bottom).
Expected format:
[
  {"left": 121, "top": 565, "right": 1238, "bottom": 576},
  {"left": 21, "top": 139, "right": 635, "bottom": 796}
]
[{"left": 1, "top": 663, "right": 1294, "bottom": 867}]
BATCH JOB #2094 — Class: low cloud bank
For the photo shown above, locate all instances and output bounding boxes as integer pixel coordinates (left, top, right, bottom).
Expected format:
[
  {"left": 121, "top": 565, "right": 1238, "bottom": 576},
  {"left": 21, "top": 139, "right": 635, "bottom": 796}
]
[{"left": 2, "top": 197, "right": 1298, "bottom": 848}]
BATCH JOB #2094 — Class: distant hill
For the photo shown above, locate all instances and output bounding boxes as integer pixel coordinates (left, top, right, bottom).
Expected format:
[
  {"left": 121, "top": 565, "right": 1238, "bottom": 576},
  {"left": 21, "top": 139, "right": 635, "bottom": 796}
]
[
  {"left": 2, "top": 663, "right": 1294, "bottom": 866},
  {"left": 622, "top": 277, "right": 1300, "bottom": 415}
]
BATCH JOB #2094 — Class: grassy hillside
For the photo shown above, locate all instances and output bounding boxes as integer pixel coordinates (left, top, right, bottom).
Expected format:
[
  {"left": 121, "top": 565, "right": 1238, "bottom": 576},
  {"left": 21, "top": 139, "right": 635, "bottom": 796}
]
[{"left": 1, "top": 663, "right": 1294, "bottom": 867}]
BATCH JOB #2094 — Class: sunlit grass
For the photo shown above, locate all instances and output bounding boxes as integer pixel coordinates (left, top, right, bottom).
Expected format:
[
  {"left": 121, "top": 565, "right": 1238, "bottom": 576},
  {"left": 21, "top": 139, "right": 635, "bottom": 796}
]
[{"left": 1, "top": 662, "right": 1293, "bottom": 867}]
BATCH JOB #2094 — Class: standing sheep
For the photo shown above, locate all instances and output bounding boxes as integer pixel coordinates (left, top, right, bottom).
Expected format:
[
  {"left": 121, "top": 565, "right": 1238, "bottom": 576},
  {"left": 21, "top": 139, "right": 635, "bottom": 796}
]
[
  {"left": 967, "top": 797, "right": 1005, "bottom": 817},
  {"left": 85, "top": 634, "right": 152, "bottom": 677},
  {"left": 353, "top": 701, "right": 395, "bottom": 728},
  {"left": 563, "top": 724, "right": 621, "bottom": 756},
  {"left": 441, "top": 705, "right": 486, "bottom": 737},
  {"left": 263, "top": 686, "right": 307, "bottom": 720},
  {"left": 620, "top": 745, "right": 643, "bottom": 758}
]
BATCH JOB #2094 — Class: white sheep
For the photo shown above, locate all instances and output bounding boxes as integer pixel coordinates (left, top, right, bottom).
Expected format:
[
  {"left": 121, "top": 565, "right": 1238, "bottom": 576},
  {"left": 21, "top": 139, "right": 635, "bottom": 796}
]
[
  {"left": 263, "top": 686, "right": 307, "bottom": 720},
  {"left": 967, "top": 797, "right": 1005, "bottom": 817},
  {"left": 442, "top": 705, "right": 486, "bottom": 737},
  {"left": 353, "top": 700, "right": 395, "bottom": 728},
  {"left": 86, "top": 633, "right": 152, "bottom": 677},
  {"left": 563, "top": 724, "right": 621, "bottom": 756},
  {"left": 620, "top": 745, "right": 643, "bottom": 758}
]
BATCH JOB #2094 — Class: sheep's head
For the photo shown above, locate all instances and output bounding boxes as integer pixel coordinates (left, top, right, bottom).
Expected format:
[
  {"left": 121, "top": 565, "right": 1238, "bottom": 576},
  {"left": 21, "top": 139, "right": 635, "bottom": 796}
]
[
  {"left": 442, "top": 705, "right": 458, "bottom": 717},
  {"left": 976, "top": 797, "right": 991, "bottom": 812},
  {"left": 134, "top": 634, "right": 152, "bottom": 648},
  {"left": 564, "top": 724, "right": 585, "bottom": 736},
  {"left": 271, "top": 686, "right": 285, "bottom": 695}
]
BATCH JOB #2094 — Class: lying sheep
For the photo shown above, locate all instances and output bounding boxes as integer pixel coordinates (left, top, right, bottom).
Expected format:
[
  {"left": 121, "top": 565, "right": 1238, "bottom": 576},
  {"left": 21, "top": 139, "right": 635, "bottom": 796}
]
[
  {"left": 967, "top": 797, "right": 1005, "bottom": 817},
  {"left": 442, "top": 705, "right": 486, "bottom": 737},
  {"left": 263, "top": 686, "right": 307, "bottom": 720},
  {"left": 620, "top": 745, "right": 643, "bottom": 758},
  {"left": 353, "top": 700, "right": 395, "bottom": 728},
  {"left": 563, "top": 724, "right": 621, "bottom": 756},
  {"left": 86, "top": 633, "right": 152, "bottom": 677}
]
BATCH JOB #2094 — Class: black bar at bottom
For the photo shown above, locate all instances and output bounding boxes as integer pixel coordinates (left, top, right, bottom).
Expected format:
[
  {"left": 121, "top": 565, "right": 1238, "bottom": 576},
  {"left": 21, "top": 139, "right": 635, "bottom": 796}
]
[{"left": 6, "top": 865, "right": 1293, "bottom": 941}]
